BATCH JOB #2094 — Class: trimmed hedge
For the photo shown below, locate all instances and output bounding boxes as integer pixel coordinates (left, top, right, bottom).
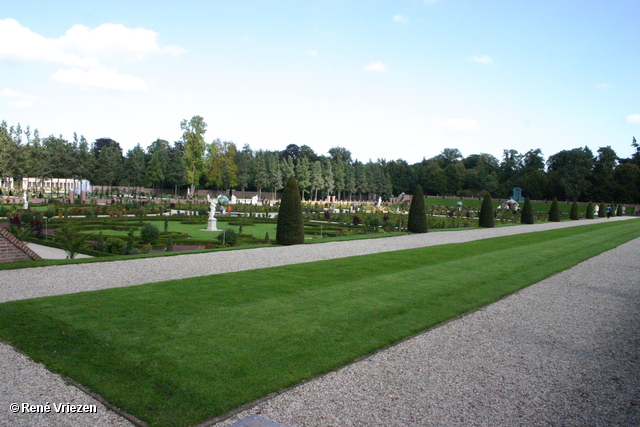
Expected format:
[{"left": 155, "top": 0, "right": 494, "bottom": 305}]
[
  {"left": 521, "top": 197, "right": 534, "bottom": 224},
  {"left": 407, "top": 184, "right": 428, "bottom": 233},
  {"left": 549, "top": 198, "right": 561, "bottom": 222},
  {"left": 276, "top": 177, "right": 304, "bottom": 245},
  {"left": 478, "top": 193, "right": 494, "bottom": 228},
  {"left": 569, "top": 200, "right": 579, "bottom": 220}
]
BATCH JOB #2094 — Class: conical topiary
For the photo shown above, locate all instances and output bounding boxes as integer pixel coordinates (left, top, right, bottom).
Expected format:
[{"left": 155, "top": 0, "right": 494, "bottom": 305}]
[
  {"left": 276, "top": 176, "right": 304, "bottom": 245},
  {"left": 264, "top": 232, "right": 270, "bottom": 244},
  {"left": 569, "top": 200, "right": 579, "bottom": 220},
  {"left": 548, "top": 198, "right": 561, "bottom": 222},
  {"left": 407, "top": 184, "right": 428, "bottom": 233},
  {"left": 585, "top": 201, "right": 594, "bottom": 219},
  {"left": 165, "top": 235, "right": 174, "bottom": 252},
  {"left": 598, "top": 202, "right": 606, "bottom": 218},
  {"left": 521, "top": 196, "right": 534, "bottom": 224},
  {"left": 617, "top": 204, "right": 624, "bottom": 216},
  {"left": 478, "top": 192, "right": 494, "bottom": 228}
]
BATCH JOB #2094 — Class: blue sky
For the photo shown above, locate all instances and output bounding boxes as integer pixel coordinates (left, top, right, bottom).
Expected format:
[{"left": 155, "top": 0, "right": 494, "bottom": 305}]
[{"left": 1, "top": 0, "right": 638, "bottom": 164}]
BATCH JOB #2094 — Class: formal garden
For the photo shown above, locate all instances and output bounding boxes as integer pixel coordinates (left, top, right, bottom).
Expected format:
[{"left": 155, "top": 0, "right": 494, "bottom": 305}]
[{"left": 1, "top": 186, "right": 627, "bottom": 266}]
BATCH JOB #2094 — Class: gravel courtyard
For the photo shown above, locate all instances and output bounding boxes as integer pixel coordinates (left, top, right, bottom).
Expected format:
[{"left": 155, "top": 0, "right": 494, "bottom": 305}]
[{"left": 1, "top": 217, "right": 638, "bottom": 426}]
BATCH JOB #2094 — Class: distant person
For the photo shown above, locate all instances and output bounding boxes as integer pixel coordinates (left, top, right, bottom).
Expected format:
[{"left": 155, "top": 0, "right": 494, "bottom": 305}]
[{"left": 606, "top": 206, "right": 612, "bottom": 218}]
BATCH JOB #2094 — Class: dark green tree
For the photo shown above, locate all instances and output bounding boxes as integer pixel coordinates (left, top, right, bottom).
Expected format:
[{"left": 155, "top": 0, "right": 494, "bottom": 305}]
[
  {"left": 520, "top": 196, "right": 534, "bottom": 224},
  {"left": 548, "top": 198, "right": 561, "bottom": 222},
  {"left": 569, "top": 200, "right": 579, "bottom": 220},
  {"left": 478, "top": 192, "right": 494, "bottom": 228},
  {"left": 616, "top": 204, "right": 623, "bottom": 216},
  {"left": 598, "top": 202, "right": 606, "bottom": 218},
  {"left": 407, "top": 184, "right": 427, "bottom": 233},
  {"left": 276, "top": 176, "right": 304, "bottom": 245},
  {"left": 585, "top": 201, "right": 594, "bottom": 219}
]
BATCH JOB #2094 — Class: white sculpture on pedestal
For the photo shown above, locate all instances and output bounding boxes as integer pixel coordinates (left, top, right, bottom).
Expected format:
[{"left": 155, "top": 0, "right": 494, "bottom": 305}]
[
  {"left": 206, "top": 195, "right": 219, "bottom": 231},
  {"left": 23, "top": 190, "right": 28, "bottom": 210}
]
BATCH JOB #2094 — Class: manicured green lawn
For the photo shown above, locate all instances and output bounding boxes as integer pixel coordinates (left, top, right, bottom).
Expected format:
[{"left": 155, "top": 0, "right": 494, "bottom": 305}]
[{"left": 0, "top": 220, "right": 638, "bottom": 426}]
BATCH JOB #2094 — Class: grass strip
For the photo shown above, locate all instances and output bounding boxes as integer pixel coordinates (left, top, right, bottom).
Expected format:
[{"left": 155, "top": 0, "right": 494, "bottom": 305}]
[{"left": 0, "top": 220, "right": 638, "bottom": 426}]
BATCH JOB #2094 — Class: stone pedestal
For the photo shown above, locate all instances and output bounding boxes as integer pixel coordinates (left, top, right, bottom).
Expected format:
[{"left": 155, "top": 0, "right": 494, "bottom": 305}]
[{"left": 207, "top": 217, "right": 219, "bottom": 231}]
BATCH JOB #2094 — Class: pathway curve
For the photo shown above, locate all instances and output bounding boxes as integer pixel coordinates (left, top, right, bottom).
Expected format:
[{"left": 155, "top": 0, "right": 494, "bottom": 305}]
[{"left": 0, "top": 217, "right": 638, "bottom": 427}]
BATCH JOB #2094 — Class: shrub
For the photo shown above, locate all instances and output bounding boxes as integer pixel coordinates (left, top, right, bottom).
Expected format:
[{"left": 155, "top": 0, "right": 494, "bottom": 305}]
[
  {"left": 20, "top": 212, "right": 33, "bottom": 224},
  {"left": 585, "top": 201, "right": 594, "bottom": 219},
  {"left": 352, "top": 215, "right": 362, "bottom": 226},
  {"left": 217, "top": 229, "right": 238, "bottom": 246},
  {"left": 276, "top": 176, "right": 304, "bottom": 245},
  {"left": 264, "top": 232, "right": 270, "bottom": 244},
  {"left": 478, "top": 193, "right": 494, "bottom": 228},
  {"left": 55, "top": 226, "right": 92, "bottom": 259},
  {"left": 548, "top": 198, "right": 561, "bottom": 222},
  {"left": 105, "top": 237, "right": 126, "bottom": 255},
  {"left": 94, "top": 231, "right": 105, "bottom": 252},
  {"left": 617, "top": 204, "right": 623, "bottom": 216},
  {"left": 520, "top": 196, "right": 534, "bottom": 224},
  {"left": 598, "top": 202, "right": 606, "bottom": 218},
  {"left": 569, "top": 200, "right": 579, "bottom": 220},
  {"left": 324, "top": 210, "right": 331, "bottom": 219},
  {"left": 407, "top": 184, "right": 428, "bottom": 233},
  {"left": 140, "top": 223, "right": 160, "bottom": 244}
]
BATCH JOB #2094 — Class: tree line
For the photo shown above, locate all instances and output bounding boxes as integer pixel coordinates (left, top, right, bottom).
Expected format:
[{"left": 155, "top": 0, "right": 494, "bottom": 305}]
[{"left": 1, "top": 117, "right": 639, "bottom": 204}]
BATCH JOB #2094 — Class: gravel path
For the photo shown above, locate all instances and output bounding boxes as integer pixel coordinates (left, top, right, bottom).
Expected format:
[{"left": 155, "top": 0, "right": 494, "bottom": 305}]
[{"left": 1, "top": 217, "right": 638, "bottom": 426}]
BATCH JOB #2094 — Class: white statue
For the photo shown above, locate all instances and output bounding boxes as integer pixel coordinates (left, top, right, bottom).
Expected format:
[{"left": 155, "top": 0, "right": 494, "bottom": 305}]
[
  {"left": 208, "top": 195, "right": 217, "bottom": 220},
  {"left": 23, "top": 190, "right": 28, "bottom": 210}
]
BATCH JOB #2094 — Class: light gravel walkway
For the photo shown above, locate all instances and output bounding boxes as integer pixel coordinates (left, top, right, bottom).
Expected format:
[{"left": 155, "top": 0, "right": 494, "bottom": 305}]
[{"left": 1, "top": 217, "right": 638, "bottom": 427}]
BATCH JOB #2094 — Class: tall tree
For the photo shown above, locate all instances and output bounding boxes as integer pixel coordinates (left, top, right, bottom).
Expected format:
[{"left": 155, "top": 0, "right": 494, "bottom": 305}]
[
  {"left": 181, "top": 116, "right": 207, "bottom": 195},
  {"left": 310, "top": 160, "right": 324, "bottom": 201},
  {"left": 123, "top": 144, "right": 147, "bottom": 189},
  {"left": 295, "top": 156, "right": 311, "bottom": 200}
]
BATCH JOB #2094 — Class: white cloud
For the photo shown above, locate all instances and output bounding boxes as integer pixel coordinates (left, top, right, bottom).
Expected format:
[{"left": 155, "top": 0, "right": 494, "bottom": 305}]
[
  {"left": 0, "top": 88, "right": 42, "bottom": 108},
  {"left": 57, "top": 23, "right": 183, "bottom": 62},
  {"left": 433, "top": 118, "right": 478, "bottom": 131},
  {"left": 470, "top": 55, "right": 493, "bottom": 64},
  {"left": 307, "top": 50, "right": 318, "bottom": 56},
  {"left": 363, "top": 60, "right": 388, "bottom": 72},
  {"left": 0, "top": 18, "right": 181, "bottom": 91},
  {"left": 51, "top": 67, "right": 148, "bottom": 91},
  {"left": 393, "top": 15, "right": 407, "bottom": 23},
  {"left": 595, "top": 83, "right": 611, "bottom": 89},
  {"left": 627, "top": 114, "right": 640, "bottom": 124}
]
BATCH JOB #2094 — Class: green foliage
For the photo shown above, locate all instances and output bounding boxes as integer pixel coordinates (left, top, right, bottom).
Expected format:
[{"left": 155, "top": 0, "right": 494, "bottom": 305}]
[
  {"left": 276, "top": 176, "right": 304, "bottom": 245},
  {"left": 616, "top": 204, "right": 623, "bottom": 216},
  {"left": 217, "top": 229, "right": 237, "bottom": 246},
  {"left": 598, "top": 202, "right": 606, "bottom": 218},
  {"left": 54, "top": 226, "right": 92, "bottom": 259},
  {"left": 407, "top": 184, "right": 428, "bottom": 233},
  {"left": 164, "top": 215, "right": 169, "bottom": 233},
  {"left": 520, "top": 196, "right": 534, "bottom": 224},
  {"left": 140, "top": 223, "right": 160, "bottom": 244},
  {"left": 264, "top": 232, "right": 270, "bottom": 244},
  {"left": 105, "top": 237, "right": 126, "bottom": 255},
  {"left": 478, "top": 193, "right": 494, "bottom": 228},
  {"left": 166, "top": 236, "right": 174, "bottom": 252},
  {"left": 94, "top": 231, "right": 105, "bottom": 252},
  {"left": 569, "top": 200, "right": 579, "bottom": 220},
  {"left": 586, "top": 201, "right": 594, "bottom": 219},
  {"left": 548, "top": 198, "right": 561, "bottom": 222}
]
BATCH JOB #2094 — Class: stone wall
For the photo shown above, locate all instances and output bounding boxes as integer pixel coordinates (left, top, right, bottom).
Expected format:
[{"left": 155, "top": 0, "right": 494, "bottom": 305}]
[{"left": 0, "top": 228, "right": 42, "bottom": 264}]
